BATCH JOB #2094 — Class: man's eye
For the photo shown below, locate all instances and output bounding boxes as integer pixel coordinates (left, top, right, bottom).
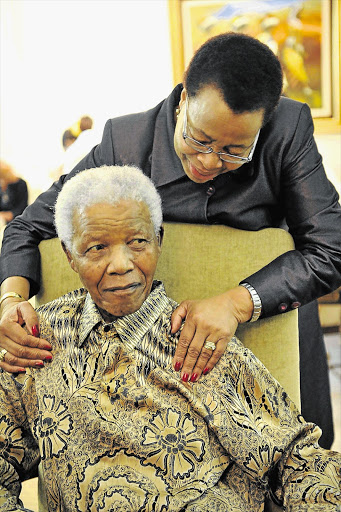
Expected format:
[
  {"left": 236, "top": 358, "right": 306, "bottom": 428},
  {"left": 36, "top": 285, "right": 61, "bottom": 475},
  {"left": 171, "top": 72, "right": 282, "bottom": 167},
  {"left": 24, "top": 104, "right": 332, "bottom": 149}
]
[
  {"left": 87, "top": 244, "right": 105, "bottom": 253},
  {"left": 129, "top": 238, "right": 148, "bottom": 248}
]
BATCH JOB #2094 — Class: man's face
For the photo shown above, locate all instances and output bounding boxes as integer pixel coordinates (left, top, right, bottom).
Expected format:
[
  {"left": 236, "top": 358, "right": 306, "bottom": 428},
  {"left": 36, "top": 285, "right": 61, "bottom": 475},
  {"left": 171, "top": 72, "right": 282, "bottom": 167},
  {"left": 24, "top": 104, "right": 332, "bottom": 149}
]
[{"left": 65, "top": 200, "right": 162, "bottom": 317}]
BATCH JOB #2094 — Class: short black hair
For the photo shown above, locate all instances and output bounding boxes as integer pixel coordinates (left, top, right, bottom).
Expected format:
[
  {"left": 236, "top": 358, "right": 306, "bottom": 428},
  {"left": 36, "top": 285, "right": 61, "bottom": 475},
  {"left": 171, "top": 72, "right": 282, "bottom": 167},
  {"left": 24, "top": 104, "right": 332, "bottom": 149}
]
[{"left": 184, "top": 32, "right": 283, "bottom": 125}]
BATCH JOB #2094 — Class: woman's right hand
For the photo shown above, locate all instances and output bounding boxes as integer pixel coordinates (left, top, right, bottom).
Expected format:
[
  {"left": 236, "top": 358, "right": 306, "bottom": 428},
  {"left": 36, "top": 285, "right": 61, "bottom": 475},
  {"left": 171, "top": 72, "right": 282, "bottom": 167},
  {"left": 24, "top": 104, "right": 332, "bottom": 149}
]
[{"left": 0, "top": 300, "right": 52, "bottom": 373}]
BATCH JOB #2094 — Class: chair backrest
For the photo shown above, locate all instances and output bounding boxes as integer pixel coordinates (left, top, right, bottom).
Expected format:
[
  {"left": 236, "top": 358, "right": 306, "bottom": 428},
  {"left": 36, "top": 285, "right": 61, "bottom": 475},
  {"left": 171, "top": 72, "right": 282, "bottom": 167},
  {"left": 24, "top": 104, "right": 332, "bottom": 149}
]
[{"left": 37, "top": 222, "right": 299, "bottom": 407}]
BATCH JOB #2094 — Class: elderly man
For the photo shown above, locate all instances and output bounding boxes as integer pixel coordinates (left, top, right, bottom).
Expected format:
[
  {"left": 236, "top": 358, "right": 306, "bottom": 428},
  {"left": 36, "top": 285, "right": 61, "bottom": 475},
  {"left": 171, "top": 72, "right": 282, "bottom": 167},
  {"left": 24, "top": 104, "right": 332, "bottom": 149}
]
[{"left": 0, "top": 165, "right": 340, "bottom": 512}]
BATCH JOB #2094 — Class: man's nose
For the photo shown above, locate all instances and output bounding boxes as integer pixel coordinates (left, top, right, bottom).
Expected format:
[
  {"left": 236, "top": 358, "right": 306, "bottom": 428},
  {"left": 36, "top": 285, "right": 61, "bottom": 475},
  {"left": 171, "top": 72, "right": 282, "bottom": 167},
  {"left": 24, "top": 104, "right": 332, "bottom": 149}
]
[
  {"left": 196, "top": 151, "right": 223, "bottom": 170},
  {"left": 106, "top": 246, "right": 134, "bottom": 274}
]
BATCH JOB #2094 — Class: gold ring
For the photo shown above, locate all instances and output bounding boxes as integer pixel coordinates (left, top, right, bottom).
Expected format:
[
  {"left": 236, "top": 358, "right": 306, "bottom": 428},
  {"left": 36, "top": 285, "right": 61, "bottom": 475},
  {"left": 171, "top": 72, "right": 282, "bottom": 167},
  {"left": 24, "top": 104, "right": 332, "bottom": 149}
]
[
  {"left": 204, "top": 341, "right": 216, "bottom": 351},
  {"left": 0, "top": 348, "right": 8, "bottom": 363}
]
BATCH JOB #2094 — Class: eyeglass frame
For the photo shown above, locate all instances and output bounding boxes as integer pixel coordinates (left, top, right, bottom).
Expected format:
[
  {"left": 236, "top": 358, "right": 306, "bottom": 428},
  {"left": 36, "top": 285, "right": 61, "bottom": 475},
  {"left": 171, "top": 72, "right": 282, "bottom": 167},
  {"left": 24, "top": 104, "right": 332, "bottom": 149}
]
[{"left": 182, "top": 97, "right": 260, "bottom": 164}]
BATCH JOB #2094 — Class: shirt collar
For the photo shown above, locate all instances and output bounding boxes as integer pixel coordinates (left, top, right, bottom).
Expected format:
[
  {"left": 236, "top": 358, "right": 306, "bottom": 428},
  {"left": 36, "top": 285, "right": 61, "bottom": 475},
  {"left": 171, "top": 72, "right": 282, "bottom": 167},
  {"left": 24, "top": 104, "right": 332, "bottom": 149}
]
[
  {"left": 78, "top": 294, "right": 103, "bottom": 346},
  {"left": 78, "top": 281, "right": 171, "bottom": 348}
]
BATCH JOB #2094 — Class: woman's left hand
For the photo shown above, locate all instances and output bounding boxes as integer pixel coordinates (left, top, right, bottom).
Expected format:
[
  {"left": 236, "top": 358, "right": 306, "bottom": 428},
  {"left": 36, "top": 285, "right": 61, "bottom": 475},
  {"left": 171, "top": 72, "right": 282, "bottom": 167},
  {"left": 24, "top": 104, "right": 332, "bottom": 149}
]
[{"left": 171, "top": 286, "right": 253, "bottom": 382}]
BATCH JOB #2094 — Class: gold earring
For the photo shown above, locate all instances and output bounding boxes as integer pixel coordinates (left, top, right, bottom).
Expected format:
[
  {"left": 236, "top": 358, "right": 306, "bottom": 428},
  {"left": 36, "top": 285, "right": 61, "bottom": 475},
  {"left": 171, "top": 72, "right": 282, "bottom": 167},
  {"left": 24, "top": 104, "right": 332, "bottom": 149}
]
[{"left": 175, "top": 106, "right": 180, "bottom": 119}]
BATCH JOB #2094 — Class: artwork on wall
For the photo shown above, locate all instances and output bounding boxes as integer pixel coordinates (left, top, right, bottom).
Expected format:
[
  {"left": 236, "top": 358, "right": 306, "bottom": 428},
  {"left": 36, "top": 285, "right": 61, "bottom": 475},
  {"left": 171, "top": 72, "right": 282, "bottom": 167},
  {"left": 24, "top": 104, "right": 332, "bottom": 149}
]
[{"left": 169, "top": 0, "right": 340, "bottom": 125}]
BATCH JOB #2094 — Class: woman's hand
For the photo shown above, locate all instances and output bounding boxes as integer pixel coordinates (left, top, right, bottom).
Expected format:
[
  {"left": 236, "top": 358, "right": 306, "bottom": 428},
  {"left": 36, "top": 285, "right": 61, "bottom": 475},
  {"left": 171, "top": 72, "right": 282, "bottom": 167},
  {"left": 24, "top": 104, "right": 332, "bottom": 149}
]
[
  {"left": 171, "top": 286, "right": 253, "bottom": 382},
  {"left": 0, "top": 300, "right": 52, "bottom": 373}
]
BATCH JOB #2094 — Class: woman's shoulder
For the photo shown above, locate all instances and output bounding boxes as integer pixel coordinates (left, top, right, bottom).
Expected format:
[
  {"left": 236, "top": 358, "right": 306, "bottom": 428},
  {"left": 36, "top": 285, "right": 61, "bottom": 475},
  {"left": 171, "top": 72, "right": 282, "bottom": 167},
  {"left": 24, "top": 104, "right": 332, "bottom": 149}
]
[{"left": 270, "top": 96, "right": 312, "bottom": 128}]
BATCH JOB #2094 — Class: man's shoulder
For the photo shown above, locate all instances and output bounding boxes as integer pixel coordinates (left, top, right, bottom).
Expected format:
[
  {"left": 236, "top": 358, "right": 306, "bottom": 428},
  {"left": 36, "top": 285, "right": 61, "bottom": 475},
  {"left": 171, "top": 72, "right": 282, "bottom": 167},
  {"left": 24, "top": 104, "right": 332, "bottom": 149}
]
[{"left": 36, "top": 288, "right": 87, "bottom": 317}]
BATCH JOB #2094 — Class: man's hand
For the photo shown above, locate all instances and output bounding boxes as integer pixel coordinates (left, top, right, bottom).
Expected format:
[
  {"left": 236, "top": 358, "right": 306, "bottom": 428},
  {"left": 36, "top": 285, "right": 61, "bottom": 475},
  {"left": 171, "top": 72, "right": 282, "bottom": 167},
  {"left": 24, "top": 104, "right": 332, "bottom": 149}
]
[
  {"left": 0, "top": 300, "right": 52, "bottom": 373},
  {"left": 171, "top": 286, "right": 254, "bottom": 382}
]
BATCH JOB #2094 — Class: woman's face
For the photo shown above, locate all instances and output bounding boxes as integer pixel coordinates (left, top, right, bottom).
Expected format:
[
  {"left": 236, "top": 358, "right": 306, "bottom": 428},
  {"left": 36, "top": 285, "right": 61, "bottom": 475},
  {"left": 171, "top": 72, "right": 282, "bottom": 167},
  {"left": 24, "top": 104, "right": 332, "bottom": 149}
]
[{"left": 174, "top": 85, "right": 264, "bottom": 183}]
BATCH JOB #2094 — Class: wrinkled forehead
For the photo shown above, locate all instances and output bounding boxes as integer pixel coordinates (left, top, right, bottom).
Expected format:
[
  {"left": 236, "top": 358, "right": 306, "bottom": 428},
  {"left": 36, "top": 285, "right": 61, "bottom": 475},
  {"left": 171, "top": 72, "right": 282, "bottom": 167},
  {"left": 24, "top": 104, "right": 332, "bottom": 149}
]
[{"left": 72, "top": 199, "right": 154, "bottom": 237}]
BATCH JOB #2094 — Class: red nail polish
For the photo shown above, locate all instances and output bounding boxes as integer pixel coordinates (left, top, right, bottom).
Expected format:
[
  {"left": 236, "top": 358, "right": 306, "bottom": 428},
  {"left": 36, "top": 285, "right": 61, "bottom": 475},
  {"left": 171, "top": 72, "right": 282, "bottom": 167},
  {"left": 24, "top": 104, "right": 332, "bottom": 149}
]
[
  {"left": 35, "top": 361, "right": 44, "bottom": 367},
  {"left": 174, "top": 361, "right": 181, "bottom": 372},
  {"left": 190, "top": 373, "right": 198, "bottom": 383},
  {"left": 203, "top": 368, "right": 210, "bottom": 375},
  {"left": 182, "top": 373, "right": 189, "bottom": 382},
  {"left": 32, "top": 325, "right": 39, "bottom": 337},
  {"left": 44, "top": 354, "right": 53, "bottom": 361}
]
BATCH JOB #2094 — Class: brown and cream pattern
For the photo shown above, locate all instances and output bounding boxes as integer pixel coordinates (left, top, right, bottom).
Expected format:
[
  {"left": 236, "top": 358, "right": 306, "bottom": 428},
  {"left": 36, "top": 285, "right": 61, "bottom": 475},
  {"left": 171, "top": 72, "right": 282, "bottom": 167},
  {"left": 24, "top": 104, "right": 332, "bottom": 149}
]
[{"left": 0, "top": 282, "right": 340, "bottom": 511}]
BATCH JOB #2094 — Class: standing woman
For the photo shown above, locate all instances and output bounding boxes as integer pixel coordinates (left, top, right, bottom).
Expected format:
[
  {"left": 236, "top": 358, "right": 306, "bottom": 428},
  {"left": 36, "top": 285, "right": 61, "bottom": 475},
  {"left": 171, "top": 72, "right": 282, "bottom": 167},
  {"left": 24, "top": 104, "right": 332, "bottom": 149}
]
[{"left": 0, "top": 33, "right": 340, "bottom": 449}]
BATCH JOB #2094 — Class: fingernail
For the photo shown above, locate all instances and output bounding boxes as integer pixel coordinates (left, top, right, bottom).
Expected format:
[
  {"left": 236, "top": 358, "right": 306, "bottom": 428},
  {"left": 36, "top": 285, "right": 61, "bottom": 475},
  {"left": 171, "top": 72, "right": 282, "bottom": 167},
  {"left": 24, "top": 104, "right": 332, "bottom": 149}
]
[
  {"left": 32, "top": 325, "right": 39, "bottom": 337},
  {"left": 44, "top": 345, "right": 52, "bottom": 351},
  {"left": 44, "top": 354, "right": 53, "bottom": 361},
  {"left": 174, "top": 361, "right": 181, "bottom": 372},
  {"left": 190, "top": 373, "right": 198, "bottom": 383},
  {"left": 203, "top": 367, "right": 210, "bottom": 375},
  {"left": 35, "top": 361, "right": 44, "bottom": 367},
  {"left": 18, "top": 368, "right": 26, "bottom": 373},
  {"left": 182, "top": 373, "right": 189, "bottom": 382}
]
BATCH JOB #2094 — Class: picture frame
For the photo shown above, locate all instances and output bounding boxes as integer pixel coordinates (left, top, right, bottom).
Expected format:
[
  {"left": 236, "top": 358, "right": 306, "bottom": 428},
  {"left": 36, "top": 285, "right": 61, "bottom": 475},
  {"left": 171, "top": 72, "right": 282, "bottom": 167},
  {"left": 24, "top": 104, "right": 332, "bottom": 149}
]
[{"left": 168, "top": 0, "right": 340, "bottom": 133}]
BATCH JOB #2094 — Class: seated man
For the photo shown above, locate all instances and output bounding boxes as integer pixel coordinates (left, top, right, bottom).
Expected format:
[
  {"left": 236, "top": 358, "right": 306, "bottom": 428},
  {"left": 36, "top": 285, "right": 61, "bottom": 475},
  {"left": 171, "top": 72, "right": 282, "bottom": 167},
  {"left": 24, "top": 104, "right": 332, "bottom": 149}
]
[{"left": 0, "top": 165, "right": 340, "bottom": 512}]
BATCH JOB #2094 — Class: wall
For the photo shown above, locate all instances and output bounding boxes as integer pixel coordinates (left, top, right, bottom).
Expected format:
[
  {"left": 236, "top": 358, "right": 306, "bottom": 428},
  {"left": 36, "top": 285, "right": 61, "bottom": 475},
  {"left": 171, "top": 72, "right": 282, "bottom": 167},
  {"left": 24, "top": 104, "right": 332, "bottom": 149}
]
[
  {"left": 1, "top": 0, "right": 340, "bottom": 198},
  {"left": 0, "top": 0, "right": 173, "bottom": 192},
  {"left": 314, "top": 133, "right": 341, "bottom": 192}
]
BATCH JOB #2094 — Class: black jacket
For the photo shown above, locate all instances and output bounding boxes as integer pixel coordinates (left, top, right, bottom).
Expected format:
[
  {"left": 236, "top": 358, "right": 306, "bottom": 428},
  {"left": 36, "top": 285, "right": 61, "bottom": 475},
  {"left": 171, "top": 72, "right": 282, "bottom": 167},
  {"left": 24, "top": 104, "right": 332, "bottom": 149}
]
[{"left": 1, "top": 84, "right": 340, "bottom": 318}]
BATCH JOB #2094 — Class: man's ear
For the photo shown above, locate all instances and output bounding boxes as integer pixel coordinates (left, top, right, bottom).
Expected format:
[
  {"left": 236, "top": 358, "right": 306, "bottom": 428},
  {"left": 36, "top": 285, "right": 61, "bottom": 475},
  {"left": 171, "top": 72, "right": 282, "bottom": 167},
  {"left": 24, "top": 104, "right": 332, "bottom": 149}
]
[
  {"left": 61, "top": 241, "right": 78, "bottom": 273},
  {"left": 157, "top": 226, "right": 164, "bottom": 247}
]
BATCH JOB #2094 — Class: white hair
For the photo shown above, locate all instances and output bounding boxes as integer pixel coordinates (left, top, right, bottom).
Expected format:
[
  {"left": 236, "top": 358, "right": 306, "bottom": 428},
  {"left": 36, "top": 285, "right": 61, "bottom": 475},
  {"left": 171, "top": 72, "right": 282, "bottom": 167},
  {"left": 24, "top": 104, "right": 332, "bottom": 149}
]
[{"left": 54, "top": 165, "right": 163, "bottom": 250}]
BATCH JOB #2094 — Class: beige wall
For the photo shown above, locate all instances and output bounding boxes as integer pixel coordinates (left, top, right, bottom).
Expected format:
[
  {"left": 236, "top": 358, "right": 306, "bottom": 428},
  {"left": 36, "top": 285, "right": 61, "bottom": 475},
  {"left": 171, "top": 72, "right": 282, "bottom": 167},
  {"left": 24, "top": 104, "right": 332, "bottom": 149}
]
[
  {"left": 314, "top": 133, "right": 341, "bottom": 192},
  {"left": 1, "top": 1, "right": 339, "bottom": 201},
  {"left": 0, "top": 0, "right": 173, "bottom": 193}
]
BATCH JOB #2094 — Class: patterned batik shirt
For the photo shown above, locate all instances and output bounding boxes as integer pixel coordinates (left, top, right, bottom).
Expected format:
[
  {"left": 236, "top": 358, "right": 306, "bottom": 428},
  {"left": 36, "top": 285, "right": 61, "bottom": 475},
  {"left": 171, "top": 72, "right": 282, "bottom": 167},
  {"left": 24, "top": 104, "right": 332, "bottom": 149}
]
[{"left": 0, "top": 282, "right": 340, "bottom": 512}]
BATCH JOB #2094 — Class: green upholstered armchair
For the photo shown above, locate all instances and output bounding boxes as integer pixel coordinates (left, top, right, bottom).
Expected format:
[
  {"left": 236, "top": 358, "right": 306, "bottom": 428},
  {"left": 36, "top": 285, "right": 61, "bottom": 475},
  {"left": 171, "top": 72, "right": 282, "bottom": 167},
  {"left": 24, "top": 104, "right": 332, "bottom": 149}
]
[
  {"left": 22, "top": 222, "right": 299, "bottom": 510},
  {"left": 37, "top": 222, "right": 299, "bottom": 408}
]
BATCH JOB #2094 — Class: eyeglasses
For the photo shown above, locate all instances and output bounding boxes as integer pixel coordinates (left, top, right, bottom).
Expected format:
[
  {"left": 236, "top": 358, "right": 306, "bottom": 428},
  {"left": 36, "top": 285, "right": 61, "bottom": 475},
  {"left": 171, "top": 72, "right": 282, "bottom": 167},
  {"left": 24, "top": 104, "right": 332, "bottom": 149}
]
[{"left": 182, "top": 97, "right": 260, "bottom": 164}]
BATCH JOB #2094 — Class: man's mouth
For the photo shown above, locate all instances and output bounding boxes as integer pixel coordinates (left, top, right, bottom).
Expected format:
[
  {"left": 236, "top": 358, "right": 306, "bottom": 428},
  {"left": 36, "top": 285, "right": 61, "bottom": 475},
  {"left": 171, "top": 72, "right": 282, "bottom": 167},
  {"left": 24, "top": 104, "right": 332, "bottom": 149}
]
[{"left": 104, "top": 283, "right": 140, "bottom": 294}]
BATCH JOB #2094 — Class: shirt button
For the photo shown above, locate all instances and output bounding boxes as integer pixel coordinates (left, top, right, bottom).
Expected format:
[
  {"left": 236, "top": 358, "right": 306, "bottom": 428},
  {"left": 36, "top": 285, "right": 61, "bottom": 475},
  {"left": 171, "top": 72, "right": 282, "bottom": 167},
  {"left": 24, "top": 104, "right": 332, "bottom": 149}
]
[
  {"left": 278, "top": 303, "right": 288, "bottom": 312},
  {"left": 103, "top": 325, "right": 111, "bottom": 332},
  {"left": 206, "top": 185, "right": 215, "bottom": 196},
  {"left": 291, "top": 301, "right": 301, "bottom": 309}
]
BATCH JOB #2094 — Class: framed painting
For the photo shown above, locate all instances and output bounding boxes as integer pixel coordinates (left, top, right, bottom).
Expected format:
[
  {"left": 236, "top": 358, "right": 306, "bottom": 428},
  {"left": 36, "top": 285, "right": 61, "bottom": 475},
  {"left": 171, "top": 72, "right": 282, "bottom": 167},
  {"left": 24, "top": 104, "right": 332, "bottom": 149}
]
[{"left": 168, "top": 0, "right": 340, "bottom": 132}]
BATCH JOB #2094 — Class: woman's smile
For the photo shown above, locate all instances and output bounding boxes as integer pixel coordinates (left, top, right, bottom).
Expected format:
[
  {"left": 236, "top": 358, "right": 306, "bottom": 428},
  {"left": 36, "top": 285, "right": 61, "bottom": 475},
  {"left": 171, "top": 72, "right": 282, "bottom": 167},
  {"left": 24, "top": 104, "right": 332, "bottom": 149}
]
[{"left": 187, "top": 160, "right": 222, "bottom": 182}]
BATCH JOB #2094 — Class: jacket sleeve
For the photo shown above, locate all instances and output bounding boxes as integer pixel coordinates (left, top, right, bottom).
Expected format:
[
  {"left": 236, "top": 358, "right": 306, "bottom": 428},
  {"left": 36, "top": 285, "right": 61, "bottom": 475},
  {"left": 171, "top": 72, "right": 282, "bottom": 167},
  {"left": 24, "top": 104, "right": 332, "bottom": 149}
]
[
  {"left": 0, "top": 371, "right": 39, "bottom": 512},
  {"left": 243, "top": 103, "right": 341, "bottom": 317},
  {"left": 10, "top": 180, "right": 28, "bottom": 219},
  {"left": 0, "top": 120, "right": 116, "bottom": 296}
]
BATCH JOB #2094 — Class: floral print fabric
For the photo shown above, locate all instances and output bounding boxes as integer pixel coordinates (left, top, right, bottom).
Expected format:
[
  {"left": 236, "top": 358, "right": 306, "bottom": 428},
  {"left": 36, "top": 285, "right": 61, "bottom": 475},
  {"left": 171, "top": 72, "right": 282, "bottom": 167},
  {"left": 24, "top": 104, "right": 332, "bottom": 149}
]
[{"left": 0, "top": 282, "right": 340, "bottom": 511}]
